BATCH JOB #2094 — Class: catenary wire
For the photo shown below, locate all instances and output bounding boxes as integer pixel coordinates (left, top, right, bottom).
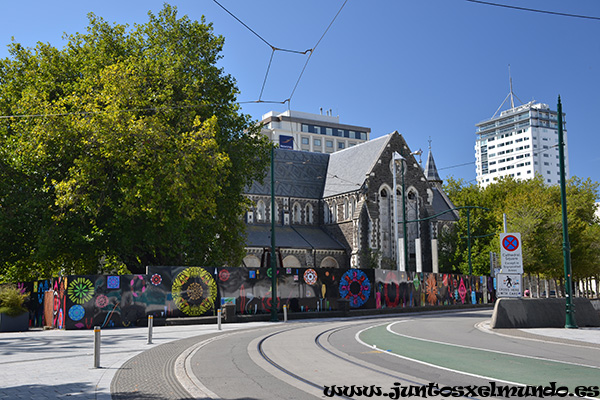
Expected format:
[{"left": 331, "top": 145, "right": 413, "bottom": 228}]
[
  {"left": 288, "top": 0, "right": 348, "bottom": 102},
  {"left": 465, "top": 0, "right": 600, "bottom": 21},
  {"left": 0, "top": 103, "right": 219, "bottom": 120},
  {"left": 211, "top": 0, "right": 310, "bottom": 54},
  {"left": 259, "top": 49, "right": 276, "bottom": 102},
  {"left": 1, "top": 2, "right": 347, "bottom": 116}
]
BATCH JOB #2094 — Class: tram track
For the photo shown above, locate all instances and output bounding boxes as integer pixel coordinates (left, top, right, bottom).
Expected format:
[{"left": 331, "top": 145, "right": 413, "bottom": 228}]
[
  {"left": 250, "top": 318, "right": 466, "bottom": 399},
  {"left": 114, "top": 310, "right": 600, "bottom": 399}
]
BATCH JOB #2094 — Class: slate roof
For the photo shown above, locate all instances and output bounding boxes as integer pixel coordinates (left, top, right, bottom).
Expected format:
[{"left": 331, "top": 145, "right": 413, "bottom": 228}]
[
  {"left": 245, "top": 149, "right": 329, "bottom": 199},
  {"left": 244, "top": 225, "right": 346, "bottom": 250},
  {"left": 323, "top": 134, "right": 392, "bottom": 197},
  {"left": 431, "top": 187, "right": 459, "bottom": 221}
]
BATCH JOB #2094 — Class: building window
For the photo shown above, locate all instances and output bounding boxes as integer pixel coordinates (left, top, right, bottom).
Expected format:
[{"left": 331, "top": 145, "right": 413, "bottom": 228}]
[
  {"left": 301, "top": 137, "right": 309, "bottom": 145},
  {"left": 257, "top": 200, "right": 266, "bottom": 222},
  {"left": 330, "top": 201, "right": 337, "bottom": 223},
  {"left": 326, "top": 140, "right": 333, "bottom": 148},
  {"left": 305, "top": 203, "right": 313, "bottom": 224},
  {"left": 314, "top": 138, "right": 321, "bottom": 146},
  {"left": 338, "top": 142, "right": 345, "bottom": 149},
  {"left": 290, "top": 202, "right": 300, "bottom": 224},
  {"left": 326, "top": 128, "right": 333, "bottom": 136},
  {"left": 344, "top": 199, "right": 349, "bottom": 220}
]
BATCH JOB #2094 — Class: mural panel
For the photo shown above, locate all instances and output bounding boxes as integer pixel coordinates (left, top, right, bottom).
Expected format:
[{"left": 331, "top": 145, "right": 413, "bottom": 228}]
[{"left": 17, "top": 268, "right": 494, "bottom": 329}]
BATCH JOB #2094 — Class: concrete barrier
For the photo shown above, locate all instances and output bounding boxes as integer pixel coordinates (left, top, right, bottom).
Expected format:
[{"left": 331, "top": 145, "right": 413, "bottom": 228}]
[{"left": 491, "top": 297, "right": 600, "bottom": 328}]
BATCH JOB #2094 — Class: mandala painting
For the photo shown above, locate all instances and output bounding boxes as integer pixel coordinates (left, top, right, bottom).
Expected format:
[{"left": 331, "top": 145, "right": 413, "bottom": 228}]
[
  {"left": 67, "top": 278, "right": 95, "bottom": 304},
  {"left": 172, "top": 267, "right": 217, "bottom": 316},
  {"left": 303, "top": 269, "right": 318, "bottom": 285},
  {"left": 339, "top": 269, "right": 371, "bottom": 308}
]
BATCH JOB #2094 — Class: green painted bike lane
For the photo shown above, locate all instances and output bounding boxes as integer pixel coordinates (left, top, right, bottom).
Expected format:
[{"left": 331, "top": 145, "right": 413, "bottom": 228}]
[{"left": 359, "top": 324, "right": 599, "bottom": 389}]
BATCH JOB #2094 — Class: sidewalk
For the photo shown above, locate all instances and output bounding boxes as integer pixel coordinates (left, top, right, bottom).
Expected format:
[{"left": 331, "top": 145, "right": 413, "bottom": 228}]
[
  {"left": 518, "top": 326, "right": 600, "bottom": 345},
  {"left": 0, "top": 321, "right": 271, "bottom": 400}
]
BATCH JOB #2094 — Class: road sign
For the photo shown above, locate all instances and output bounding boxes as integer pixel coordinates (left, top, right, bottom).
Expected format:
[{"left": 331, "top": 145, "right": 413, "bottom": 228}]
[
  {"left": 496, "top": 273, "right": 522, "bottom": 297},
  {"left": 500, "top": 232, "right": 523, "bottom": 274}
]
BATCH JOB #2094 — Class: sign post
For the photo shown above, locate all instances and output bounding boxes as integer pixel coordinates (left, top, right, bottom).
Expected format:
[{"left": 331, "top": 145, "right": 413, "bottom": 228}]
[
  {"left": 500, "top": 233, "right": 523, "bottom": 274},
  {"left": 498, "top": 233, "right": 523, "bottom": 298}
]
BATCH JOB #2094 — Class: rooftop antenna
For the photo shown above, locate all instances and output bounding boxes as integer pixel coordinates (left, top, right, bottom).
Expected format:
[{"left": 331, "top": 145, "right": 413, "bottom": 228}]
[{"left": 491, "top": 65, "right": 525, "bottom": 118}]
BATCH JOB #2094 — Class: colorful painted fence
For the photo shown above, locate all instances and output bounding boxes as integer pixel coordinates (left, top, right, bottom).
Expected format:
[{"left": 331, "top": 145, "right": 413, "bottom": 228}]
[{"left": 17, "top": 267, "right": 495, "bottom": 330}]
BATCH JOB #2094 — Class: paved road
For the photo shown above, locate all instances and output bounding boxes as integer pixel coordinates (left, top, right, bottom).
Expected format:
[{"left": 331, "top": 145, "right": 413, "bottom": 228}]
[
  {"left": 2, "top": 309, "right": 599, "bottom": 399},
  {"left": 179, "top": 310, "right": 600, "bottom": 399}
]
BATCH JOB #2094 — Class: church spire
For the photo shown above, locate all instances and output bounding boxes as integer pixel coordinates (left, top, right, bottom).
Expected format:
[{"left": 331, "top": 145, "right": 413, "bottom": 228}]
[{"left": 425, "top": 138, "right": 442, "bottom": 184}]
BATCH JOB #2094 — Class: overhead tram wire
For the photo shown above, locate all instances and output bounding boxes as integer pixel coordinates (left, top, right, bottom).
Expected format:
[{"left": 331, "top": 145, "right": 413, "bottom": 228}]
[
  {"left": 211, "top": 0, "right": 311, "bottom": 54},
  {"left": 3, "top": 3, "right": 347, "bottom": 121},
  {"left": 288, "top": 0, "right": 348, "bottom": 102},
  {"left": 434, "top": 143, "right": 562, "bottom": 187},
  {"left": 0, "top": 103, "right": 219, "bottom": 120},
  {"left": 213, "top": 0, "right": 348, "bottom": 106},
  {"left": 438, "top": 161, "right": 475, "bottom": 171},
  {"left": 465, "top": 0, "right": 600, "bottom": 21}
]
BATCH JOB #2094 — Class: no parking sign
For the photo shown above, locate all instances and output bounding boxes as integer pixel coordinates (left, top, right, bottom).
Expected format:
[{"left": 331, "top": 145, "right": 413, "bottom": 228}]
[{"left": 500, "top": 233, "right": 523, "bottom": 274}]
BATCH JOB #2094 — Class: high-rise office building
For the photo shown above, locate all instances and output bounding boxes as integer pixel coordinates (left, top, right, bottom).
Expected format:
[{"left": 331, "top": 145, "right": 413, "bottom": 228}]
[
  {"left": 259, "top": 110, "right": 370, "bottom": 153},
  {"left": 475, "top": 100, "right": 568, "bottom": 187}
]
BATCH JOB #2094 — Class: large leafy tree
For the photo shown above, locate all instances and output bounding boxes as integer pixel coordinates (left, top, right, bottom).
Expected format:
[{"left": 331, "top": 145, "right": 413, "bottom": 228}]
[
  {"left": 439, "top": 176, "right": 600, "bottom": 279},
  {"left": 0, "top": 5, "right": 271, "bottom": 281}
]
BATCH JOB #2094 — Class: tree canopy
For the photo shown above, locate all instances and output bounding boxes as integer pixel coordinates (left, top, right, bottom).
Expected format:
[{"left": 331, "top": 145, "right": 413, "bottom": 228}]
[
  {"left": 0, "top": 5, "right": 271, "bottom": 281},
  {"left": 439, "top": 176, "right": 600, "bottom": 279}
]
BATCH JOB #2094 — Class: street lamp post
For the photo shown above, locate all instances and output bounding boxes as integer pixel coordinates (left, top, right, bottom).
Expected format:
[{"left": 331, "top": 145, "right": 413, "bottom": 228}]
[
  {"left": 557, "top": 96, "right": 577, "bottom": 329},
  {"left": 270, "top": 144, "right": 278, "bottom": 322}
]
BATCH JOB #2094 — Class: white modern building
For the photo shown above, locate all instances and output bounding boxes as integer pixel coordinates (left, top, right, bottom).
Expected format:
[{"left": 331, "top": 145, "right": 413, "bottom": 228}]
[
  {"left": 475, "top": 101, "right": 568, "bottom": 187},
  {"left": 259, "top": 110, "right": 370, "bottom": 153}
]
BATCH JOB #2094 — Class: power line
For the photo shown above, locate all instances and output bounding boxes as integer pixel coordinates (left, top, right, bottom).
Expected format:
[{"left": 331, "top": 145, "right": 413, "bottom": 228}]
[{"left": 465, "top": 0, "right": 600, "bottom": 21}]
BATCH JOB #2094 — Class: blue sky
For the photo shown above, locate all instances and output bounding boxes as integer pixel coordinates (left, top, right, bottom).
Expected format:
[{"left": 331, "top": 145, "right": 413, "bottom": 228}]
[{"left": 1, "top": 1, "right": 599, "bottom": 188}]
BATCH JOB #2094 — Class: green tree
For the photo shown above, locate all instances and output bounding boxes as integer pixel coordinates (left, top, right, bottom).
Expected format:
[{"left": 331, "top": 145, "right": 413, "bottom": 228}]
[
  {"left": 439, "top": 175, "right": 600, "bottom": 280},
  {"left": 0, "top": 5, "right": 271, "bottom": 281},
  {"left": 439, "top": 177, "right": 500, "bottom": 275}
]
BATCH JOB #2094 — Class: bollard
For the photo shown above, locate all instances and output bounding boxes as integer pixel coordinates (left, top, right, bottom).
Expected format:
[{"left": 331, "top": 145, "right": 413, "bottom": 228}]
[
  {"left": 283, "top": 304, "right": 288, "bottom": 322},
  {"left": 217, "top": 309, "right": 222, "bottom": 331},
  {"left": 93, "top": 326, "right": 101, "bottom": 368},
  {"left": 147, "top": 315, "right": 153, "bottom": 344}
]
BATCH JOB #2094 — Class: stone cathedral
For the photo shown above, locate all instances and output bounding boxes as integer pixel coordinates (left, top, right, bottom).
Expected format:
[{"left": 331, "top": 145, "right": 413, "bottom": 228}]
[{"left": 242, "top": 131, "right": 457, "bottom": 271}]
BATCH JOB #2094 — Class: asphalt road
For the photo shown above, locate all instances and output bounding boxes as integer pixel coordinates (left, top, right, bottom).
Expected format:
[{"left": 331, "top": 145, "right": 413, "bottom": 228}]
[{"left": 111, "top": 310, "right": 600, "bottom": 399}]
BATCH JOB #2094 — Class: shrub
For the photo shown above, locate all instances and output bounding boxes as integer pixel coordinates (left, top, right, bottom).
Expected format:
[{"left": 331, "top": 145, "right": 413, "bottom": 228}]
[{"left": 0, "top": 285, "right": 28, "bottom": 317}]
